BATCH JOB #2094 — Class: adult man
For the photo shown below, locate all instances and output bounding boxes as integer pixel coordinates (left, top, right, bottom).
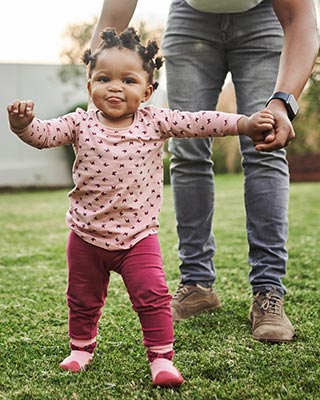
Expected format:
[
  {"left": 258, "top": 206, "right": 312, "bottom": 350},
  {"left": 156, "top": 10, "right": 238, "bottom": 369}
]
[{"left": 91, "top": 0, "right": 319, "bottom": 342}]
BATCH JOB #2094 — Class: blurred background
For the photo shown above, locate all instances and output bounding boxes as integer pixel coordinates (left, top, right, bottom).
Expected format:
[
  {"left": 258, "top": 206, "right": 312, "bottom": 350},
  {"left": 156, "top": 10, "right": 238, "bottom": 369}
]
[{"left": 1, "top": 0, "right": 319, "bottom": 188}]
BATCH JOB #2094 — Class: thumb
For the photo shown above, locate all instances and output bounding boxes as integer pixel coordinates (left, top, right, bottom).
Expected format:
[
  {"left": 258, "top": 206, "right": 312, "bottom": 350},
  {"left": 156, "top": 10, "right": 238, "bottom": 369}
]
[{"left": 262, "top": 128, "right": 275, "bottom": 143}]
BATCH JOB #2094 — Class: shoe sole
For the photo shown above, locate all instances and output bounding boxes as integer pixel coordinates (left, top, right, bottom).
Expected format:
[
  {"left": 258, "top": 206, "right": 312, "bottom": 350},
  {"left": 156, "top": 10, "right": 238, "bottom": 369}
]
[{"left": 253, "top": 337, "right": 294, "bottom": 343}]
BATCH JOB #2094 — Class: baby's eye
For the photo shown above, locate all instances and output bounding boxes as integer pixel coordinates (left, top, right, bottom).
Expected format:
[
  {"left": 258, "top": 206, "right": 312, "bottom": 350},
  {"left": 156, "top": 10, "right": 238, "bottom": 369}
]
[
  {"left": 124, "top": 78, "right": 135, "bottom": 84},
  {"left": 98, "top": 76, "right": 110, "bottom": 83}
]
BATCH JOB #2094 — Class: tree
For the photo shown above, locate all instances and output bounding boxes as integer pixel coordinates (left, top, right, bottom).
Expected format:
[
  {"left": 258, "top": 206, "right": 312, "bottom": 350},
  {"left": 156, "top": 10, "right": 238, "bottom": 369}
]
[
  {"left": 288, "top": 50, "right": 320, "bottom": 155},
  {"left": 58, "top": 18, "right": 97, "bottom": 88}
]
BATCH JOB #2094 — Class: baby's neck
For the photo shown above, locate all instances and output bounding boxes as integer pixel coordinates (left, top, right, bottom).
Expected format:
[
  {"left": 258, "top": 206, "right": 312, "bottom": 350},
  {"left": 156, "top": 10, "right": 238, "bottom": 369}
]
[{"left": 97, "top": 110, "right": 134, "bottom": 128}]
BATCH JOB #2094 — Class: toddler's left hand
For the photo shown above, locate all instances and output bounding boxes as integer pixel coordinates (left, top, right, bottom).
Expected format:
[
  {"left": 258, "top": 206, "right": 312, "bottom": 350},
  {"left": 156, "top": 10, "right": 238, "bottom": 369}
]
[{"left": 244, "top": 108, "right": 276, "bottom": 146}]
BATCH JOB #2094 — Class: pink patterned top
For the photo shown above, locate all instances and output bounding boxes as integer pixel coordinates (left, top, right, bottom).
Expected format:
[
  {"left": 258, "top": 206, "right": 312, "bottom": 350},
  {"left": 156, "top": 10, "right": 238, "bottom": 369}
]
[{"left": 14, "top": 106, "right": 242, "bottom": 250}]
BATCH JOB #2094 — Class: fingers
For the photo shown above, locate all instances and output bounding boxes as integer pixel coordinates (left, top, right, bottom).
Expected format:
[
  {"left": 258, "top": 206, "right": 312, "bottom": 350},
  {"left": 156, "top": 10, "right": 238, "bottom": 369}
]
[
  {"left": 252, "top": 108, "right": 296, "bottom": 152},
  {"left": 7, "top": 100, "right": 35, "bottom": 132},
  {"left": 250, "top": 110, "right": 275, "bottom": 137},
  {"left": 259, "top": 121, "right": 275, "bottom": 132},
  {"left": 252, "top": 129, "right": 275, "bottom": 147},
  {"left": 260, "top": 108, "right": 275, "bottom": 118},
  {"left": 262, "top": 129, "right": 276, "bottom": 143},
  {"left": 255, "top": 131, "right": 294, "bottom": 152},
  {"left": 258, "top": 109, "right": 275, "bottom": 125},
  {"left": 255, "top": 141, "right": 287, "bottom": 152},
  {"left": 7, "top": 100, "right": 34, "bottom": 117}
]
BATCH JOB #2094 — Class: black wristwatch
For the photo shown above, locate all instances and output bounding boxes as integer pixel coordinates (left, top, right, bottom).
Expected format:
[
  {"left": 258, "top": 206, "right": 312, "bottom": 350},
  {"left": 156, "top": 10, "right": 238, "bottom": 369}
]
[{"left": 265, "top": 92, "right": 299, "bottom": 121}]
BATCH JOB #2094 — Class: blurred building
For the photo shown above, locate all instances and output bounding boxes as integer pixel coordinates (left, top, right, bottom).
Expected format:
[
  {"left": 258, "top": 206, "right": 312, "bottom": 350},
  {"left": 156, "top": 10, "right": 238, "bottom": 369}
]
[{"left": 0, "top": 63, "right": 87, "bottom": 189}]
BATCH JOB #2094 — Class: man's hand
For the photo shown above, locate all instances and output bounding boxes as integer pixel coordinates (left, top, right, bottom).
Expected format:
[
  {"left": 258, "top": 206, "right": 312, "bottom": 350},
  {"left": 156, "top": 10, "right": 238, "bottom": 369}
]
[
  {"left": 7, "top": 100, "right": 35, "bottom": 132},
  {"left": 254, "top": 106, "right": 295, "bottom": 152}
]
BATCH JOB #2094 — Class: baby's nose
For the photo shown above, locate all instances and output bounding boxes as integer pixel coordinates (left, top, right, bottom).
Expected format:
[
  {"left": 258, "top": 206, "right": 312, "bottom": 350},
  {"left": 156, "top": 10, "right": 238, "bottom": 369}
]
[{"left": 108, "top": 83, "right": 123, "bottom": 92}]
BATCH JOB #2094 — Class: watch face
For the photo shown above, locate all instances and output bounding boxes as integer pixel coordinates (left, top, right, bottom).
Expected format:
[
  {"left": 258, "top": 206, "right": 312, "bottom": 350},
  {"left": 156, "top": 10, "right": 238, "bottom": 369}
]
[{"left": 288, "top": 94, "right": 299, "bottom": 116}]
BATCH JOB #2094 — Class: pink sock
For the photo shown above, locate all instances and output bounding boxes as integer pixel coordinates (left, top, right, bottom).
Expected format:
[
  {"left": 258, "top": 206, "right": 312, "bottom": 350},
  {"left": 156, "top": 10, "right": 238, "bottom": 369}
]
[
  {"left": 59, "top": 338, "right": 96, "bottom": 373},
  {"left": 147, "top": 346, "right": 184, "bottom": 387}
]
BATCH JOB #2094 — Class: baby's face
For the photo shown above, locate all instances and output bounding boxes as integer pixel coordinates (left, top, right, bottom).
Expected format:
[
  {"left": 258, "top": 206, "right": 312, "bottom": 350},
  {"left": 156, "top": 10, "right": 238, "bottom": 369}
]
[{"left": 88, "top": 48, "right": 153, "bottom": 127}]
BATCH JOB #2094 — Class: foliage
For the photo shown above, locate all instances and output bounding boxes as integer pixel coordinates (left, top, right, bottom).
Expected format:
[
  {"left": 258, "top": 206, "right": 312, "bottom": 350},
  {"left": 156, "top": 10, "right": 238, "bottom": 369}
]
[
  {"left": 303, "top": 50, "right": 320, "bottom": 117},
  {"left": 60, "top": 18, "right": 97, "bottom": 65},
  {"left": 0, "top": 175, "right": 319, "bottom": 399},
  {"left": 288, "top": 51, "right": 320, "bottom": 155},
  {"left": 58, "top": 18, "right": 96, "bottom": 88}
]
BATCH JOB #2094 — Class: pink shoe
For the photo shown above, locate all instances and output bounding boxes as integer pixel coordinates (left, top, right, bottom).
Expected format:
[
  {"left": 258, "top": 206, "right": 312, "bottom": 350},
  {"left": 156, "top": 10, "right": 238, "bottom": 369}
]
[
  {"left": 148, "top": 350, "right": 184, "bottom": 387},
  {"left": 151, "top": 359, "right": 185, "bottom": 387},
  {"left": 59, "top": 350, "right": 94, "bottom": 372},
  {"left": 59, "top": 341, "right": 96, "bottom": 373}
]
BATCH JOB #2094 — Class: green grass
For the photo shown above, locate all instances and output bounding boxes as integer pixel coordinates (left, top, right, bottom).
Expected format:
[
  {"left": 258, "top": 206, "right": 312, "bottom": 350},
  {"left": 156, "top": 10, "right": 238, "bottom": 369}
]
[{"left": 0, "top": 174, "right": 319, "bottom": 400}]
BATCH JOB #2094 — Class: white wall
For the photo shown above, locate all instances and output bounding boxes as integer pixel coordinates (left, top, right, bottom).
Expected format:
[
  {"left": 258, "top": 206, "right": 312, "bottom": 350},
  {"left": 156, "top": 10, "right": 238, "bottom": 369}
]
[{"left": 0, "top": 63, "right": 88, "bottom": 188}]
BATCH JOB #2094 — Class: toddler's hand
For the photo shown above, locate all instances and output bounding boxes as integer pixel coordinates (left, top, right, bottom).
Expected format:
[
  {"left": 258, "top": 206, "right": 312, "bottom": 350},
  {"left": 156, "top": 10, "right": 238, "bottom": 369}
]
[
  {"left": 7, "top": 100, "right": 35, "bottom": 132},
  {"left": 238, "top": 108, "right": 275, "bottom": 146},
  {"left": 254, "top": 108, "right": 295, "bottom": 152}
]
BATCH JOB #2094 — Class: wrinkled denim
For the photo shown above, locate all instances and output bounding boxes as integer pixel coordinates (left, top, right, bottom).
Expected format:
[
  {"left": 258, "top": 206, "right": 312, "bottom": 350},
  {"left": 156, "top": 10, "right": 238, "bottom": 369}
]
[{"left": 162, "top": 0, "right": 289, "bottom": 295}]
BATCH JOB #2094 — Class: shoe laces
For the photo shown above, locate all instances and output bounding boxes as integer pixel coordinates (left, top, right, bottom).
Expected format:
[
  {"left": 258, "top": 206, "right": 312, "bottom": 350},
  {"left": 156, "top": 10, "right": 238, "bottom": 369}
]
[
  {"left": 261, "top": 291, "right": 282, "bottom": 315},
  {"left": 173, "top": 284, "right": 189, "bottom": 299}
]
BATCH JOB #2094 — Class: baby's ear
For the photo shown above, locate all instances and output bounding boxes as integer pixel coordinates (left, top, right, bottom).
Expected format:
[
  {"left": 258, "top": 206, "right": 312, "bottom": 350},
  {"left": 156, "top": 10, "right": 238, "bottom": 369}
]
[
  {"left": 142, "top": 84, "right": 153, "bottom": 103},
  {"left": 87, "top": 80, "right": 92, "bottom": 97}
]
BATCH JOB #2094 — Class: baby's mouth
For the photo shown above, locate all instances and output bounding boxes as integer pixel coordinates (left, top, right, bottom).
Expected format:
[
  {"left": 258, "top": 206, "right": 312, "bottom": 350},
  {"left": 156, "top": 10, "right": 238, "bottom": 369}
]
[{"left": 107, "top": 96, "right": 123, "bottom": 105}]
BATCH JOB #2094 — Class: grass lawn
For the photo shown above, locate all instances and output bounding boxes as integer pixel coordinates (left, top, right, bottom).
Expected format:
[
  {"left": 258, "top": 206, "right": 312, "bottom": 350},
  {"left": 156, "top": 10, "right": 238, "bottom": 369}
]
[{"left": 0, "top": 174, "right": 319, "bottom": 399}]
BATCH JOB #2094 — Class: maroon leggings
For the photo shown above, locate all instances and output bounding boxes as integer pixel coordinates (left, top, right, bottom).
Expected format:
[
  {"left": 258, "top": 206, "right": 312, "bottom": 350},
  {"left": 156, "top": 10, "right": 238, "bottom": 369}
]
[{"left": 66, "top": 231, "right": 174, "bottom": 348}]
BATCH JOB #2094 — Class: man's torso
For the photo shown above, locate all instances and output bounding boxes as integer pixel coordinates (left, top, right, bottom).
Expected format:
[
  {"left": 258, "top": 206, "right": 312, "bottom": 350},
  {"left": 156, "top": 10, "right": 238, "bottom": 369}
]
[{"left": 184, "top": 0, "right": 264, "bottom": 13}]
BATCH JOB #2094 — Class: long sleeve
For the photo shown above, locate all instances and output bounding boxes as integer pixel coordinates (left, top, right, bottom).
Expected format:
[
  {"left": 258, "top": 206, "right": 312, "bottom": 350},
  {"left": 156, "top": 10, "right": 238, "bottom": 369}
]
[
  {"left": 141, "top": 107, "right": 243, "bottom": 139},
  {"left": 12, "top": 112, "right": 80, "bottom": 149}
]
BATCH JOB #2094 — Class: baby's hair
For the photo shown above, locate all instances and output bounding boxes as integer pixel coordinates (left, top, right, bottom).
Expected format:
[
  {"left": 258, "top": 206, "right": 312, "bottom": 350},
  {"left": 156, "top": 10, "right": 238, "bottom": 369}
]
[{"left": 82, "top": 27, "right": 164, "bottom": 90}]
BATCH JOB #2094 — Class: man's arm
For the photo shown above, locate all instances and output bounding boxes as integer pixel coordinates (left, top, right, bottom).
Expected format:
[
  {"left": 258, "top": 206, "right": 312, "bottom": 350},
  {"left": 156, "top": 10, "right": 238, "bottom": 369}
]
[
  {"left": 90, "top": 0, "right": 138, "bottom": 51},
  {"left": 256, "top": 0, "right": 319, "bottom": 151},
  {"left": 272, "top": 0, "right": 319, "bottom": 98}
]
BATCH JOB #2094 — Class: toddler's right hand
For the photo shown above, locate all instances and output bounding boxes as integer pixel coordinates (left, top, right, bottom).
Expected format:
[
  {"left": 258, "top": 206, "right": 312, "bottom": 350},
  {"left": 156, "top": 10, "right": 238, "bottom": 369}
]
[{"left": 7, "top": 100, "right": 35, "bottom": 132}]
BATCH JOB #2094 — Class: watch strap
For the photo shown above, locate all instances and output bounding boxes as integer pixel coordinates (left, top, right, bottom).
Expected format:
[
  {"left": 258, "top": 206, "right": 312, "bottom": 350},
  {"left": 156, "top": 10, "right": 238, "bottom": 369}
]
[{"left": 265, "top": 92, "right": 298, "bottom": 121}]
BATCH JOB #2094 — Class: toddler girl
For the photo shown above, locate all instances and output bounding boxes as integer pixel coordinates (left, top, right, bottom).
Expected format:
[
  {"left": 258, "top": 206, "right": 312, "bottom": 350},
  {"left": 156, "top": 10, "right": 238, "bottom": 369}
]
[{"left": 7, "top": 27, "right": 274, "bottom": 387}]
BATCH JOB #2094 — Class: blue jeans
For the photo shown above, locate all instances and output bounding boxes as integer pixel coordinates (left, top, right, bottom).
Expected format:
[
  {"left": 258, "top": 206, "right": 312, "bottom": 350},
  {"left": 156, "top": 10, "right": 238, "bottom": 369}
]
[{"left": 162, "top": 0, "right": 289, "bottom": 295}]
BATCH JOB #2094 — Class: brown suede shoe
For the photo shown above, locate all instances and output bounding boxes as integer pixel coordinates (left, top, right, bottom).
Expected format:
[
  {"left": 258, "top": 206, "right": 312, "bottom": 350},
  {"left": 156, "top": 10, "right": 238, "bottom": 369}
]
[
  {"left": 171, "top": 283, "right": 221, "bottom": 321},
  {"left": 249, "top": 290, "right": 295, "bottom": 342}
]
